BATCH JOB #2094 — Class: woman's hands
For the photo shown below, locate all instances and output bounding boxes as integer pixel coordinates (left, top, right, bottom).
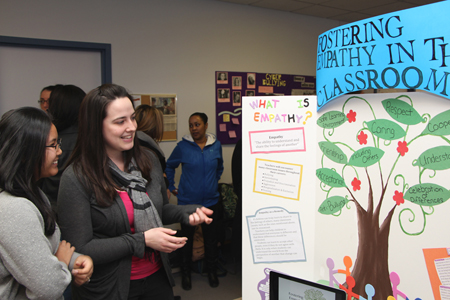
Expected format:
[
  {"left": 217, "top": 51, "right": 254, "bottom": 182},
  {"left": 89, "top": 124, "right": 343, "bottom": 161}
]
[
  {"left": 189, "top": 207, "right": 213, "bottom": 226},
  {"left": 56, "top": 241, "right": 94, "bottom": 286},
  {"left": 143, "top": 207, "right": 212, "bottom": 253},
  {"left": 55, "top": 240, "right": 75, "bottom": 267},
  {"left": 144, "top": 228, "right": 187, "bottom": 253},
  {"left": 72, "top": 255, "right": 94, "bottom": 286}
]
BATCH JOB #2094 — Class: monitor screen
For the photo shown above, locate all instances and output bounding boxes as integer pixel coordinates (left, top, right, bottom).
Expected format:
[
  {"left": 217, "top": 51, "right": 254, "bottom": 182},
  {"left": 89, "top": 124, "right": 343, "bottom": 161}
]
[{"left": 270, "top": 271, "right": 347, "bottom": 300}]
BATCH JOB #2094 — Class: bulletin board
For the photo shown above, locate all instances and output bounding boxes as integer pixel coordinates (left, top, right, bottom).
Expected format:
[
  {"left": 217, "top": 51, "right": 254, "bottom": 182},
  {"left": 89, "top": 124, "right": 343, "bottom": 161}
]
[{"left": 215, "top": 71, "right": 315, "bottom": 145}]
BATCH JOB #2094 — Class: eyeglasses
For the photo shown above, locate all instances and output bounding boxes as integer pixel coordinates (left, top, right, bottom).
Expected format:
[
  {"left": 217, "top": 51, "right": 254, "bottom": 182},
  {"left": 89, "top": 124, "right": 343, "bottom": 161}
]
[
  {"left": 38, "top": 99, "right": 49, "bottom": 104},
  {"left": 46, "top": 138, "right": 62, "bottom": 150}
]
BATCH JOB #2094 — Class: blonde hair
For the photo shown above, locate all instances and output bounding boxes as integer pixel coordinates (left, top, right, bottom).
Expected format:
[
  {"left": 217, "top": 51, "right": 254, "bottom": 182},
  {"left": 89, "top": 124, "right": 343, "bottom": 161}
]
[{"left": 135, "top": 104, "right": 164, "bottom": 142}]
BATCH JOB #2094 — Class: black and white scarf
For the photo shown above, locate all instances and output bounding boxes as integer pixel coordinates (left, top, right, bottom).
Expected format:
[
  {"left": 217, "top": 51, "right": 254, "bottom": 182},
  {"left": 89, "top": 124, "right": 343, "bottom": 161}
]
[{"left": 108, "top": 159, "right": 163, "bottom": 233}]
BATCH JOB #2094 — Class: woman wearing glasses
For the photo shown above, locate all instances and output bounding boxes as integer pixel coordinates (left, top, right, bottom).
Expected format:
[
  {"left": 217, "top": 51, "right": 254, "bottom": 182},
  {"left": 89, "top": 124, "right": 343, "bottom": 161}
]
[
  {"left": 57, "top": 84, "right": 212, "bottom": 300},
  {"left": 0, "top": 107, "right": 93, "bottom": 299},
  {"left": 38, "top": 85, "right": 62, "bottom": 111}
]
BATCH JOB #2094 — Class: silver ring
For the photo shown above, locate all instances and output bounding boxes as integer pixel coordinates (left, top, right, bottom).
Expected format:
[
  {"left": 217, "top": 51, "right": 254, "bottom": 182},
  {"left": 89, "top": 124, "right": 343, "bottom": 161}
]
[{"left": 87, "top": 278, "right": 90, "bottom": 283}]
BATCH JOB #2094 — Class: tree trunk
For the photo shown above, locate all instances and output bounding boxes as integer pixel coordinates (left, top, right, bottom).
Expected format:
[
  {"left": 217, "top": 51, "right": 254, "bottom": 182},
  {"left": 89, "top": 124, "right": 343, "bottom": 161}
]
[{"left": 350, "top": 208, "right": 393, "bottom": 299}]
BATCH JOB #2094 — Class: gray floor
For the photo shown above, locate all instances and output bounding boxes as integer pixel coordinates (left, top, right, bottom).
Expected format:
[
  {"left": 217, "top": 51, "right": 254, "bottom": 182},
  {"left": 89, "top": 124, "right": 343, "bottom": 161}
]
[{"left": 172, "top": 253, "right": 242, "bottom": 300}]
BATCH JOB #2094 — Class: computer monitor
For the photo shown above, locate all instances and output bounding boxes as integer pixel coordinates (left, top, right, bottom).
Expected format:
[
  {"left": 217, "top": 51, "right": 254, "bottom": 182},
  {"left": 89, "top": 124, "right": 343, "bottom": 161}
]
[{"left": 270, "top": 271, "right": 347, "bottom": 300}]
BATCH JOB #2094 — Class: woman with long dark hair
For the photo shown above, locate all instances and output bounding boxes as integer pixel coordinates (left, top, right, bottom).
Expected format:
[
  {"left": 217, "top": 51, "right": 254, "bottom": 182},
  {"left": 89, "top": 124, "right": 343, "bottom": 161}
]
[
  {"left": 57, "top": 84, "right": 212, "bottom": 300},
  {"left": 0, "top": 107, "right": 93, "bottom": 299},
  {"left": 41, "top": 84, "right": 86, "bottom": 212}
]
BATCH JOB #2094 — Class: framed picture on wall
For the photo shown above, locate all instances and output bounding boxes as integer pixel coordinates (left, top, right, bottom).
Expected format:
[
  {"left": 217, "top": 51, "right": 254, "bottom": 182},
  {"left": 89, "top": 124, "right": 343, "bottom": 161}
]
[
  {"left": 247, "top": 73, "right": 256, "bottom": 88},
  {"left": 233, "top": 91, "right": 241, "bottom": 106},
  {"left": 132, "top": 93, "right": 177, "bottom": 141},
  {"left": 232, "top": 76, "right": 242, "bottom": 89},
  {"left": 216, "top": 71, "right": 228, "bottom": 84},
  {"left": 217, "top": 88, "right": 230, "bottom": 102}
]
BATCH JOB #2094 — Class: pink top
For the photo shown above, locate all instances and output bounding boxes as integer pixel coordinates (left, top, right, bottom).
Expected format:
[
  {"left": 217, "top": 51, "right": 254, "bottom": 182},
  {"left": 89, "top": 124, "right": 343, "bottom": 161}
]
[{"left": 118, "top": 191, "right": 161, "bottom": 280}]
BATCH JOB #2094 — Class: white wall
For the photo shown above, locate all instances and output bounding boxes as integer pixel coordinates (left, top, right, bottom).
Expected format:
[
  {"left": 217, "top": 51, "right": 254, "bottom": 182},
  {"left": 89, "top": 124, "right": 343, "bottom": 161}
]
[{"left": 0, "top": 0, "right": 340, "bottom": 187}]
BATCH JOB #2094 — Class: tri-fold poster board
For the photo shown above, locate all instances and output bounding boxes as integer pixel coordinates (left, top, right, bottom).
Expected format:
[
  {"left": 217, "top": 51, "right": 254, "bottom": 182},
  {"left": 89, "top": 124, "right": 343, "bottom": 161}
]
[{"left": 241, "top": 1, "right": 450, "bottom": 299}]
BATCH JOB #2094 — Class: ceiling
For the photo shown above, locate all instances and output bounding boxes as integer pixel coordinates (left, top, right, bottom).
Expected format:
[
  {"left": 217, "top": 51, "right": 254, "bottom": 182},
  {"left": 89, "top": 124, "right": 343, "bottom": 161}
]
[{"left": 215, "top": 0, "right": 442, "bottom": 23}]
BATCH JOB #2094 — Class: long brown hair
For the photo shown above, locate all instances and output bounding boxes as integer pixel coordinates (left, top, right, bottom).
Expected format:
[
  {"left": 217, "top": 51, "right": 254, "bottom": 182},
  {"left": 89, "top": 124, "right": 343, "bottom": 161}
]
[
  {"left": 67, "top": 84, "right": 152, "bottom": 207},
  {"left": 135, "top": 104, "right": 164, "bottom": 142}
]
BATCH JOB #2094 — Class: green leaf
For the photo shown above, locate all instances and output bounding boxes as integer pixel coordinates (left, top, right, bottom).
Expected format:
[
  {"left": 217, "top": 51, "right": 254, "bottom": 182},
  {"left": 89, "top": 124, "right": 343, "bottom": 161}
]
[
  {"left": 404, "top": 183, "right": 450, "bottom": 206},
  {"left": 366, "top": 119, "right": 406, "bottom": 140},
  {"left": 421, "top": 109, "right": 450, "bottom": 136},
  {"left": 317, "top": 111, "right": 347, "bottom": 129},
  {"left": 316, "top": 168, "right": 347, "bottom": 187},
  {"left": 318, "top": 196, "right": 348, "bottom": 215},
  {"left": 382, "top": 98, "right": 423, "bottom": 125},
  {"left": 318, "top": 141, "right": 347, "bottom": 164},
  {"left": 412, "top": 146, "right": 450, "bottom": 170},
  {"left": 348, "top": 147, "right": 384, "bottom": 167}
]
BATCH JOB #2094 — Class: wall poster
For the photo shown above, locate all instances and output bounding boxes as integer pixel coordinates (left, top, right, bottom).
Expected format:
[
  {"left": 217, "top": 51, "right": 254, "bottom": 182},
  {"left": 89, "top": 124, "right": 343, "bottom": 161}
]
[{"left": 132, "top": 93, "right": 177, "bottom": 141}]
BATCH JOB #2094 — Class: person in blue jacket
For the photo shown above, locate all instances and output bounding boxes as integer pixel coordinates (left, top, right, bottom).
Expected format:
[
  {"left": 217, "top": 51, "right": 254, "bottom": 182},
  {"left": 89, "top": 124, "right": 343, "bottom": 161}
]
[{"left": 166, "top": 112, "right": 224, "bottom": 290}]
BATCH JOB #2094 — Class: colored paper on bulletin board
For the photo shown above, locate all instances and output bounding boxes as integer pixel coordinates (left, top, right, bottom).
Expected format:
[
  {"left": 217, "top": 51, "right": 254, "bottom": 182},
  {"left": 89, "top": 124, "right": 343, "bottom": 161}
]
[{"left": 215, "top": 71, "right": 315, "bottom": 144}]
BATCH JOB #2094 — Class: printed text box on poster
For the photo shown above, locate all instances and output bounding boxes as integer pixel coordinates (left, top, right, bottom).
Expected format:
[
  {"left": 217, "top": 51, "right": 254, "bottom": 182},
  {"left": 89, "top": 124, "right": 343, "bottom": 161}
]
[
  {"left": 253, "top": 159, "right": 302, "bottom": 200},
  {"left": 249, "top": 128, "right": 306, "bottom": 154}
]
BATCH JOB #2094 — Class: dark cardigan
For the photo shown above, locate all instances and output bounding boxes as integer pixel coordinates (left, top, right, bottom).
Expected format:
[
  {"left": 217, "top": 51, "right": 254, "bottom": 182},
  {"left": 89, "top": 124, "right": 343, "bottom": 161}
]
[{"left": 57, "top": 150, "right": 199, "bottom": 300}]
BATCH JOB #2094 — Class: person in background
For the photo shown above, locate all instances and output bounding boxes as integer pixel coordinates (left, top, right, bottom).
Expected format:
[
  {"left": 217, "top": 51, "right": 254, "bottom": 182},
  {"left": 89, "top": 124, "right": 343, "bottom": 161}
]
[
  {"left": 57, "top": 84, "right": 213, "bottom": 300},
  {"left": 41, "top": 84, "right": 86, "bottom": 214},
  {"left": 135, "top": 104, "right": 181, "bottom": 300},
  {"left": 38, "top": 85, "right": 57, "bottom": 111},
  {"left": 166, "top": 112, "right": 224, "bottom": 290},
  {"left": 231, "top": 138, "right": 242, "bottom": 269},
  {"left": 0, "top": 107, "right": 93, "bottom": 300},
  {"left": 135, "top": 104, "right": 170, "bottom": 199}
]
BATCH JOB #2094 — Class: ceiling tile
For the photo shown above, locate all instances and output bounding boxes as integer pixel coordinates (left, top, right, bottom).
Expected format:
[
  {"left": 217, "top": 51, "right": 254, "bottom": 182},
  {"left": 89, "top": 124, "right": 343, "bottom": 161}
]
[
  {"left": 403, "top": 0, "right": 443, "bottom": 4},
  {"left": 216, "top": 0, "right": 258, "bottom": 4},
  {"left": 360, "top": 2, "right": 417, "bottom": 15},
  {"left": 320, "top": 0, "right": 397, "bottom": 11},
  {"left": 292, "top": 4, "right": 348, "bottom": 17},
  {"left": 214, "top": 0, "right": 443, "bottom": 23},
  {"left": 292, "top": 0, "right": 331, "bottom": 4},
  {"left": 330, "top": 11, "right": 375, "bottom": 22},
  {"left": 252, "top": 0, "right": 313, "bottom": 11}
]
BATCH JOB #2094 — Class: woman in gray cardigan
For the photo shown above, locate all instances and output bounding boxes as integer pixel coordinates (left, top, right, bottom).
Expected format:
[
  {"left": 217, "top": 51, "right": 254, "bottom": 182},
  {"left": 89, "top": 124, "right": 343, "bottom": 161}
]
[
  {"left": 0, "top": 107, "right": 93, "bottom": 300},
  {"left": 57, "top": 84, "right": 212, "bottom": 300}
]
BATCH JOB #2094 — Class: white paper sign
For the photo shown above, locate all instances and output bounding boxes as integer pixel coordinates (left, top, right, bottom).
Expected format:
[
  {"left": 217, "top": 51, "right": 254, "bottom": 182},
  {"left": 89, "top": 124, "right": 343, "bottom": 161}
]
[{"left": 247, "top": 207, "right": 306, "bottom": 264}]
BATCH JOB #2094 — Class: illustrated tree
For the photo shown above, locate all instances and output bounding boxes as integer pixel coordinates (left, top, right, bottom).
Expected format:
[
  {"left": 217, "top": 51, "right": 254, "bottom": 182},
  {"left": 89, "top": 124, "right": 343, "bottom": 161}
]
[{"left": 316, "top": 95, "right": 450, "bottom": 299}]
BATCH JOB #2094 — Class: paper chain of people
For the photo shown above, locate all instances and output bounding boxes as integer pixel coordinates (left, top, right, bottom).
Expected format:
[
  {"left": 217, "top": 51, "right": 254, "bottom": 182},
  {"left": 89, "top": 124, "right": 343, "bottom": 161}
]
[
  {"left": 327, "top": 256, "right": 422, "bottom": 300},
  {"left": 256, "top": 256, "right": 423, "bottom": 300}
]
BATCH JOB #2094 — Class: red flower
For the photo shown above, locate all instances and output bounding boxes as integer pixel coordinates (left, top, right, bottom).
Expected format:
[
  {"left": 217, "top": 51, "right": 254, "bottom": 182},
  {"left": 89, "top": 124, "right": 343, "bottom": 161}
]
[
  {"left": 347, "top": 110, "right": 356, "bottom": 123},
  {"left": 358, "top": 131, "right": 368, "bottom": 145},
  {"left": 351, "top": 177, "right": 361, "bottom": 191},
  {"left": 393, "top": 190, "right": 404, "bottom": 206},
  {"left": 397, "top": 141, "right": 408, "bottom": 156}
]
